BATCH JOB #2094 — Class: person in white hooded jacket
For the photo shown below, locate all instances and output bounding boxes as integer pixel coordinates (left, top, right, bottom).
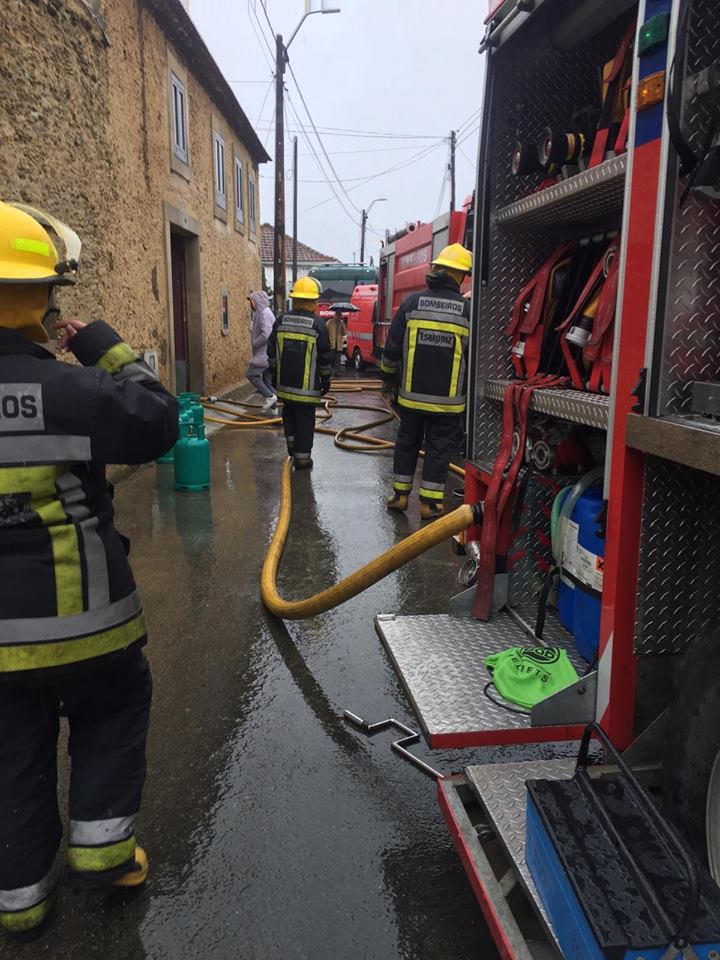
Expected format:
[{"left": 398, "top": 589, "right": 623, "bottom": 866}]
[{"left": 246, "top": 290, "right": 278, "bottom": 413}]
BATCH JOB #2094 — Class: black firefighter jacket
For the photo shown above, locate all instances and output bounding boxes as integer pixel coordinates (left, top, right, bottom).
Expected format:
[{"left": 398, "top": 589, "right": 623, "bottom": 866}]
[
  {"left": 267, "top": 308, "right": 333, "bottom": 404},
  {"left": 380, "top": 275, "right": 470, "bottom": 414},
  {"left": 0, "top": 321, "right": 178, "bottom": 676}
]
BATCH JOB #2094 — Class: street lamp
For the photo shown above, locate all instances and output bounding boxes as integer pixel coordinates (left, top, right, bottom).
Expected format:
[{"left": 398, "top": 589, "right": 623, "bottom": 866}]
[
  {"left": 273, "top": 2, "right": 341, "bottom": 313},
  {"left": 360, "top": 198, "right": 386, "bottom": 266}
]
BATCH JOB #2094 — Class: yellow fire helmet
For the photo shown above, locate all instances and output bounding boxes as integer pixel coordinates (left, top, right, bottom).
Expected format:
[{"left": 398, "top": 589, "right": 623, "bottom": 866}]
[
  {"left": 0, "top": 201, "right": 81, "bottom": 285},
  {"left": 290, "top": 276, "right": 323, "bottom": 300},
  {"left": 431, "top": 242, "right": 473, "bottom": 275}
]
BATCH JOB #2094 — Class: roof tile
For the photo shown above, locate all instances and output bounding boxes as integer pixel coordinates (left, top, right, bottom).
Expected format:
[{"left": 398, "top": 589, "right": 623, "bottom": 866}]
[{"left": 260, "top": 223, "right": 338, "bottom": 265}]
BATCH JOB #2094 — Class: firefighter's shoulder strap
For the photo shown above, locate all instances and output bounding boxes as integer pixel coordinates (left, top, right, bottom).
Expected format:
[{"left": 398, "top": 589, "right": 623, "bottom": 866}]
[
  {"left": 472, "top": 375, "right": 568, "bottom": 621},
  {"left": 505, "top": 243, "right": 573, "bottom": 380}
]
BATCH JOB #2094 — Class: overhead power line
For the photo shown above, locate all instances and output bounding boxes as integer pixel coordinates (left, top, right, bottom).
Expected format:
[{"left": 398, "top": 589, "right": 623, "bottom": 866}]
[
  {"left": 434, "top": 168, "right": 449, "bottom": 219},
  {"left": 247, "top": 0, "right": 275, "bottom": 70},
  {"left": 301, "top": 139, "right": 446, "bottom": 214},
  {"left": 257, "top": 0, "right": 276, "bottom": 41},
  {"left": 457, "top": 144, "right": 475, "bottom": 167},
  {"left": 286, "top": 61, "right": 363, "bottom": 216},
  {"left": 254, "top": 77, "right": 274, "bottom": 130},
  {"left": 285, "top": 90, "right": 359, "bottom": 227}
]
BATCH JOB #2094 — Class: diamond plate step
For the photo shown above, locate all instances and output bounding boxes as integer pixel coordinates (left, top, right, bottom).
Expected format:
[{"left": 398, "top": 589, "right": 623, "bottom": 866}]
[
  {"left": 375, "top": 612, "right": 588, "bottom": 748},
  {"left": 466, "top": 759, "right": 576, "bottom": 949}
]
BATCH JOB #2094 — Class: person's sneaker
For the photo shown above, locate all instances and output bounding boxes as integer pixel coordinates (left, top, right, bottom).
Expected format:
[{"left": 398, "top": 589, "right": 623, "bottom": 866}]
[
  {"left": 293, "top": 456, "right": 313, "bottom": 471},
  {"left": 113, "top": 846, "right": 149, "bottom": 889},
  {"left": 386, "top": 492, "right": 409, "bottom": 512},
  {"left": 420, "top": 500, "right": 445, "bottom": 520},
  {"left": 261, "top": 396, "right": 278, "bottom": 414}
]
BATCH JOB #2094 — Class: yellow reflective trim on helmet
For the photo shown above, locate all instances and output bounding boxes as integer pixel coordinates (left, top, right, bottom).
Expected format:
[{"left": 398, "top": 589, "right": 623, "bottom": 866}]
[
  {"left": 0, "top": 897, "right": 54, "bottom": 934},
  {"left": 0, "top": 612, "right": 147, "bottom": 672},
  {"left": 12, "top": 238, "right": 51, "bottom": 258},
  {"left": 68, "top": 835, "right": 136, "bottom": 873},
  {"left": 96, "top": 342, "right": 139, "bottom": 375}
]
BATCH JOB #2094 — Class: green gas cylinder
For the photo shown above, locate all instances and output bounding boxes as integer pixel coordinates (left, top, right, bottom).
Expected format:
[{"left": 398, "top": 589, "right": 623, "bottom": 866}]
[
  {"left": 156, "top": 395, "right": 195, "bottom": 464},
  {"left": 174, "top": 406, "right": 210, "bottom": 492}
]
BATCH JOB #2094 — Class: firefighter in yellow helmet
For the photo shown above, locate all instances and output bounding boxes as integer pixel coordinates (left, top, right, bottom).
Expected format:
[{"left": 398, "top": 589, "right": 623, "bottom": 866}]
[
  {"left": 266, "top": 276, "right": 334, "bottom": 470},
  {"left": 380, "top": 243, "right": 472, "bottom": 519},
  {"left": 0, "top": 200, "right": 178, "bottom": 941}
]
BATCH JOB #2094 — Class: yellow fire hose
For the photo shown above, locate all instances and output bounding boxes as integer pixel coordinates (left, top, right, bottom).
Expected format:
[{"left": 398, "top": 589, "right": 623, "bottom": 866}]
[
  {"left": 202, "top": 380, "right": 472, "bottom": 619},
  {"left": 260, "top": 457, "right": 479, "bottom": 619}
]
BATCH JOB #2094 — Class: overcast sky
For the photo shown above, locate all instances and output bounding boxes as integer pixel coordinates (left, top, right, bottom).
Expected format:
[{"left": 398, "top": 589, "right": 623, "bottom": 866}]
[{"left": 188, "top": 0, "right": 485, "bottom": 264}]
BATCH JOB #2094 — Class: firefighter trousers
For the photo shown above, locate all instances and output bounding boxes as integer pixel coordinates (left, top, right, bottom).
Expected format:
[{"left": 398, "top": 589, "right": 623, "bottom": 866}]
[
  {"left": 0, "top": 648, "right": 152, "bottom": 934},
  {"left": 392, "top": 408, "right": 461, "bottom": 503},
  {"left": 282, "top": 400, "right": 316, "bottom": 463}
]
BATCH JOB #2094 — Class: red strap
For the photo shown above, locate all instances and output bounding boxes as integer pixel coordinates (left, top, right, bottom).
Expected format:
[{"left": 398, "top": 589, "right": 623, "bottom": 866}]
[
  {"left": 589, "top": 21, "right": 636, "bottom": 167},
  {"left": 505, "top": 244, "right": 573, "bottom": 338},
  {"left": 518, "top": 245, "right": 573, "bottom": 336},
  {"left": 614, "top": 104, "right": 630, "bottom": 154},
  {"left": 472, "top": 383, "right": 519, "bottom": 620},
  {"left": 507, "top": 244, "right": 574, "bottom": 380},
  {"left": 472, "top": 375, "right": 568, "bottom": 621},
  {"left": 586, "top": 245, "right": 620, "bottom": 355},
  {"left": 558, "top": 247, "right": 609, "bottom": 390},
  {"left": 589, "top": 128, "right": 611, "bottom": 169}
]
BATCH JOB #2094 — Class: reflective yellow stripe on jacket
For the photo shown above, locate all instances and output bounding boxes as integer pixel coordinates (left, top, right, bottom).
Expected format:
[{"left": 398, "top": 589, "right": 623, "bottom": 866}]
[
  {"left": 0, "top": 464, "right": 146, "bottom": 671},
  {"left": 399, "top": 315, "right": 469, "bottom": 414}
]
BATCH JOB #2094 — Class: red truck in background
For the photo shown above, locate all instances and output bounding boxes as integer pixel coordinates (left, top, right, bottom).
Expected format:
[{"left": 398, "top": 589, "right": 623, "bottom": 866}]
[
  {"left": 346, "top": 195, "right": 475, "bottom": 370},
  {"left": 345, "top": 283, "right": 379, "bottom": 371}
]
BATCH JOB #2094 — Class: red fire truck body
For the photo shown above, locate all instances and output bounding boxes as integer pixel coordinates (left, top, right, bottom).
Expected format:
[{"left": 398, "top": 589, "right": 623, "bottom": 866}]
[
  {"left": 362, "top": 0, "right": 720, "bottom": 957},
  {"left": 379, "top": 200, "right": 473, "bottom": 325}
]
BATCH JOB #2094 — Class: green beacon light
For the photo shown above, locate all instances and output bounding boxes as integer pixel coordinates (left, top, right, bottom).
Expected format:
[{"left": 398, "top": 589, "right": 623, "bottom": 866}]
[{"left": 637, "top": 13, "right": 670, "bottom": 57}]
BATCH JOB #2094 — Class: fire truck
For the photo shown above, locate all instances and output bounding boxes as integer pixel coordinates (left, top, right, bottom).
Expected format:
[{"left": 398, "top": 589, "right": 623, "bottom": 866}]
[
  {"left": 344, "top": 201, "right": 475, "bottom": 370},
  {"left": 359, "top": 0, "right": 720, "bottom": 956}
]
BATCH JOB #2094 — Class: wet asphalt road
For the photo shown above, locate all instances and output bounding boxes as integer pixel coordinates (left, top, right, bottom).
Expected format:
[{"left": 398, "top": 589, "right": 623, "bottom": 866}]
[{"left": 22, "top": 380, "right": 501, "bottom": 960}]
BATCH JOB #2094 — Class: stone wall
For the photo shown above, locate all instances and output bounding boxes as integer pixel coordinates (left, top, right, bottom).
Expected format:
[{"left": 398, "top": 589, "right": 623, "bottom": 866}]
[
  {"left": 0, "top": 0, "right": 112, "bottom": 326},
  {"left": 0, "top": 0, "right": 263, "bottom": 393}
]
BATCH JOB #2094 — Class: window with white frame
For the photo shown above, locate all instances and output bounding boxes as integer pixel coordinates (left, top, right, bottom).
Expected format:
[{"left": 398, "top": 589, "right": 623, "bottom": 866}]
[
  {"left": 249, "top": 174, "right": 257, "bottom": 232},
  {"left": 171, "top": 73, "right": 188, "bottom": 164},
  {"left": 213, "top": 132, "right": 227, "bottom": 210},
  {"left": 234, "top": 157, "right": 244, "bottom": 224}
]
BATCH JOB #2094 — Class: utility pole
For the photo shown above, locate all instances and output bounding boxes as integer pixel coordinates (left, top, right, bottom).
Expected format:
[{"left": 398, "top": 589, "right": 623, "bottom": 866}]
[
  {"left": 449, "top": 129, "right": 456, "bottom": 213},
  {"left": 292, "top": 136, "right": 298, "bottom": 286},
  {"left": 360, "top": 196, "right": 386, "bottom": 266},
  {"left": 360, "top": 209, "right": 367, "bottom": 266},
  {"left": 273, "top": 34, "right": 287, "bottom": 315},
  {"left": 271, "top": 5, "right": 340, "bottom": 314}
]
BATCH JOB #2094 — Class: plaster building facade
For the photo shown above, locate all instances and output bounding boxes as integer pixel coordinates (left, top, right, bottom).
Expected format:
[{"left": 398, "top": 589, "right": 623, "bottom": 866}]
[{"left": 1, "top": 0, "right": 269, "bottom": 394}]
